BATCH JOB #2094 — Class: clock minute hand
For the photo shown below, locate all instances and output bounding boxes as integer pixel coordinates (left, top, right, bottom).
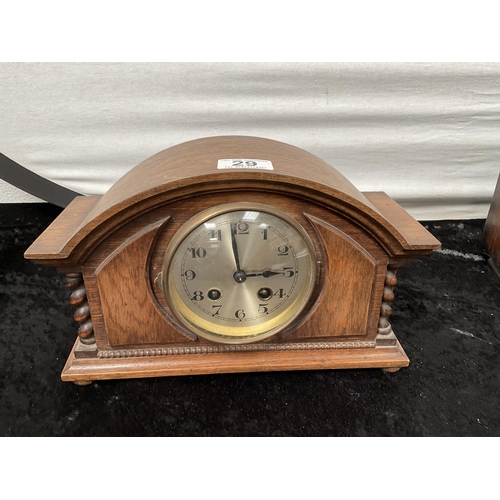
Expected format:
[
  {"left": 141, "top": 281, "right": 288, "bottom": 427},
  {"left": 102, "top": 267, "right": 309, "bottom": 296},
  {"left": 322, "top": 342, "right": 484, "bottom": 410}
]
[{"left": 230, "top": 223, "right": 242, "bottom": 272}]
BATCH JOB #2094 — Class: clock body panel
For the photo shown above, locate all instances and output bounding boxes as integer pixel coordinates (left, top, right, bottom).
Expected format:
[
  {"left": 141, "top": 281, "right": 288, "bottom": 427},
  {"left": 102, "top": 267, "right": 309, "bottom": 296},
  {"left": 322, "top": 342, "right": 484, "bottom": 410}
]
[{"left": 79, "top": 191, "right": 388, "bottom": 351}]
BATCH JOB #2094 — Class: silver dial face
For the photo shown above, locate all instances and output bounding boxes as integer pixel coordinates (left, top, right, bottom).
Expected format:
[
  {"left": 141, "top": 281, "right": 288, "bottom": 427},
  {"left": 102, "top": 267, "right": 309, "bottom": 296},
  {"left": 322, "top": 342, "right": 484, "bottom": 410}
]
[{"left": 161, "top": 203, "right": 317, "bottom": 344}]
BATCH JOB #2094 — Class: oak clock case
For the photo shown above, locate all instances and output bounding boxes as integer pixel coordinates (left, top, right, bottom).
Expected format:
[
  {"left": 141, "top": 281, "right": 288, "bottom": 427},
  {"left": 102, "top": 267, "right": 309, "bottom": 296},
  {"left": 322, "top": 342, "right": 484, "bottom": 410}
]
[{"left": 24, "top": 136, "right": 441, "bottom": 385}]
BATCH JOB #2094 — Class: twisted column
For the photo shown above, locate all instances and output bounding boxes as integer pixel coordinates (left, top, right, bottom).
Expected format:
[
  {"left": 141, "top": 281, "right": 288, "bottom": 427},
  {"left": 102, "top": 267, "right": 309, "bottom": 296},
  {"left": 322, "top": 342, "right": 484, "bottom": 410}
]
[
  {"left": 65, "top": 273, "right": 95, "bottom": 345},
  {"left": 378, "top": 268, "right": 397, "bottom": 335}
]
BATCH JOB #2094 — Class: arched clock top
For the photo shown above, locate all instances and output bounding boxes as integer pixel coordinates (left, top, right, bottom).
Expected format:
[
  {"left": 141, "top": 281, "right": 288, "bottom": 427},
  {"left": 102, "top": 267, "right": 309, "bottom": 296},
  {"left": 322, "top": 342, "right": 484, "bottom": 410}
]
[
  {"left": 78, "top": 135, "right": 383, "bottom": 235},
  {"left": 25, "top": 136, "right": 440, "bottom": 264}
]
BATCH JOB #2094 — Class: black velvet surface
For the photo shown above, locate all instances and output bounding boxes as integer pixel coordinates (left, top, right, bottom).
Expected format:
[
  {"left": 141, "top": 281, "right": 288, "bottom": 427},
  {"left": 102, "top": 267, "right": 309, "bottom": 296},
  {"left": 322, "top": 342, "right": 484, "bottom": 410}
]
[{"left": 1, "top": 203, "right": 499, "bottom": 437}]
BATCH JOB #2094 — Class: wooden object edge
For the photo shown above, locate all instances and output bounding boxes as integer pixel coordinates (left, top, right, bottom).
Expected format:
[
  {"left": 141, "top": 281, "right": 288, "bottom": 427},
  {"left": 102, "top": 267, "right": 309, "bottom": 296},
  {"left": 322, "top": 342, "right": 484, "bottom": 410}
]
[
  {"left": 364, "top": 191, "right": 441, "bottom": 251},
  {"left": 61, "top": 338, "right": 410, "bottom": 382},
  {"left": 24, "top": 195, "right": 101, "bottom": 260}
]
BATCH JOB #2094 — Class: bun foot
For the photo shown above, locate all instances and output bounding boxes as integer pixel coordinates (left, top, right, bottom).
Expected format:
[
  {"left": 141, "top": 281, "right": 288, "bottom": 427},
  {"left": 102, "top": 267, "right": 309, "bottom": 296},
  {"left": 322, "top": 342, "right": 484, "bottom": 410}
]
[
  {"left": 382, "top": 367, "right": 401, "bottom": 373},
  {"left": 73, "top": 380, "right": 93, "bottom": 386}
]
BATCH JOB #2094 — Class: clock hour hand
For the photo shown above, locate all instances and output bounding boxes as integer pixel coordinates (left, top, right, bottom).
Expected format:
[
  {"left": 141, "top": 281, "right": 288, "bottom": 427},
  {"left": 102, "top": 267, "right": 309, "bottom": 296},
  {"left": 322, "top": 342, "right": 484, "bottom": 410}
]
[{"left": 246, "top": 270, "right": 282, "bottom": 278}]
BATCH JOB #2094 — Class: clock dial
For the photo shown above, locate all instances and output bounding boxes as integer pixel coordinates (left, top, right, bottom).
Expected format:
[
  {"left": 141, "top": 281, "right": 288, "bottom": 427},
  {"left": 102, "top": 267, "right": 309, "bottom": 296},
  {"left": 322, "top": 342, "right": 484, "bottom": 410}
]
[{"left": 161, "top": 203, "right": 317, "bottom": 343}]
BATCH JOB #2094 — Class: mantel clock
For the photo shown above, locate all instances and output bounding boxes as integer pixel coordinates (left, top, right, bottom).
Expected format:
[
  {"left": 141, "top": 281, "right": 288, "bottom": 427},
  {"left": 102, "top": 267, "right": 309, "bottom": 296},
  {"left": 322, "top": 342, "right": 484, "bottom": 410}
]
[{"left": 25, "top": 136, "right": 440, "bottom": 384}]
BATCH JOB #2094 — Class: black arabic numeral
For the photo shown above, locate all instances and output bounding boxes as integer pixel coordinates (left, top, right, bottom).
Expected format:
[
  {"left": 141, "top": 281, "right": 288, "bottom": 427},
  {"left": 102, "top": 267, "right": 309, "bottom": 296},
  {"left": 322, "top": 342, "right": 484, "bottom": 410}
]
[
  {"left": 184, "top": 270, "right": 196, "bottom": 280},
  {"left": 209, "top": 230, "right": 222, "bottom": 241},
  {"left": 278, "top": 245, "right": 289, "bottom": 256},
  {"left": 274, "top": 288, "right": 285, "bottom": 298},
  {"left": 190, "top": 247, "right": 207, "bottom": 258},
  {"left": 282, "top": 267, "right": 295, "bottom": 278},
  {"left": 232, "top": 221, "right": 249, "bottom": 235},
  {"left": 191, "top": 291, "right": 204, "bottom": 301},
  {"left": 235, "top": 309, "right": 245, "bottom": 320},
  {"left": 212, "top": 305, "right": 222, "bottom": 316},
  {"left": 258, "top": 304, "right": 269, "bottom": 314},
  {"left": 238, "top": 222, "right": 249, "bottom": 234}
]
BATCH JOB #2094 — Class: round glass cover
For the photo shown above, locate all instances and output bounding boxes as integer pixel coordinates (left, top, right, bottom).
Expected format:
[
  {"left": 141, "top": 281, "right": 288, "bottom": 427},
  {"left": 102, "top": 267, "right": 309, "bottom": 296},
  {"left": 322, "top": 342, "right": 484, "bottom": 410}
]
[{"left": 161, "top": 203, "right": 317, "bottom": 344}]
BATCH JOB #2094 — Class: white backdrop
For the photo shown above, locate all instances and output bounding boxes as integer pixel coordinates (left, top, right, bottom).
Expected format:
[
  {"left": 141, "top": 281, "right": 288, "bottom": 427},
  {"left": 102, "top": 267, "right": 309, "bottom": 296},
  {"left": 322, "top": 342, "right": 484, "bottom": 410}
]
[{"left": 1, "top": 62, "right": 499, "bottom": 220}]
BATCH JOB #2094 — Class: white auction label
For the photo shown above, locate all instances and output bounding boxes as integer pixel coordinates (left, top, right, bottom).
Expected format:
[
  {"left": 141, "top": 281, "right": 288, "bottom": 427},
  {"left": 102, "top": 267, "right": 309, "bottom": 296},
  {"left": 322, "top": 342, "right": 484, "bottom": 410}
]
[{"left": 217, "top": 159, "right": 274, "bottom": 170}]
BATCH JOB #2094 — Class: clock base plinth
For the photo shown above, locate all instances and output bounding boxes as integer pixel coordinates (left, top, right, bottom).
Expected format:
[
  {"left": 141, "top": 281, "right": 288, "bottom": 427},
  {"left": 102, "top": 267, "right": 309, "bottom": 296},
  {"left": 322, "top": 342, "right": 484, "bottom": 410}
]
[{"left": 60, "top": 337, "right": 410, "bottom": 383}]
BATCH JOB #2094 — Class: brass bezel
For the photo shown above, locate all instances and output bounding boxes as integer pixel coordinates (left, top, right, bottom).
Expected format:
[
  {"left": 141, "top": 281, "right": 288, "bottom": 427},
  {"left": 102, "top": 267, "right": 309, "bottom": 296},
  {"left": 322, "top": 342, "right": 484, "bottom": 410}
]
[{"left": 160, "top": 202, "right": 318, "bottom": 344}]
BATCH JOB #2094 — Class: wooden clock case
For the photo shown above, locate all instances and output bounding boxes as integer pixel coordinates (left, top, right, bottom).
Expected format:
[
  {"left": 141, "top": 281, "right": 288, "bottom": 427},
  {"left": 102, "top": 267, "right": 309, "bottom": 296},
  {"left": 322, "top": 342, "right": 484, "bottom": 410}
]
[{"left": 25, "top": 136, "right": 441, "bottom": 384}]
